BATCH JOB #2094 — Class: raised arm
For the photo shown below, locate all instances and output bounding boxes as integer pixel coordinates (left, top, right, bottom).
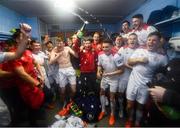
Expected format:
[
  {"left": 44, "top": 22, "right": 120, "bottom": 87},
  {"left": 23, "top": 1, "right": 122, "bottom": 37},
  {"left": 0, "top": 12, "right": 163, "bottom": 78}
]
[{"left": 4, "top": 32, "right": 28, "bottom": 61}]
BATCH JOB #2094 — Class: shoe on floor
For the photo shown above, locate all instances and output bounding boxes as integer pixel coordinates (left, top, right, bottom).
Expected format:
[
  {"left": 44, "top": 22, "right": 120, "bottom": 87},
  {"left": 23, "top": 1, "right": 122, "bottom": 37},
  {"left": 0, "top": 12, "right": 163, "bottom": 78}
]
[
  {"left": 125, "top": 120, "right": 133, "bottom": 128},
  {"left": 98, "top": 111, "right": 105, "bottom": 121},
  {"left": 58, "top": 108, "right": 69, "bottom": 116},
  {"left": 109, "top": 115, "right": 115, "bottom": 126}
]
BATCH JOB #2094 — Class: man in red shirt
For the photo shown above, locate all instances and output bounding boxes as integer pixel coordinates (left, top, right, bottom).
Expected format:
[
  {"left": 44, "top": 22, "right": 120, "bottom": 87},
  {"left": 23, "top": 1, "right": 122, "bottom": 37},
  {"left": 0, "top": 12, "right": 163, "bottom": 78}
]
[
  {"left": 3, "top": 30, "right": 44, "bottom": 109},
  {"left": 79, "top": 36, "right": 98, "bottom": 93},
  {"left": 92, "top": 32, "right": 102, "bottom": 55},
  {"left": 1, "top": 29, "right": 44, "bottom": 126}
]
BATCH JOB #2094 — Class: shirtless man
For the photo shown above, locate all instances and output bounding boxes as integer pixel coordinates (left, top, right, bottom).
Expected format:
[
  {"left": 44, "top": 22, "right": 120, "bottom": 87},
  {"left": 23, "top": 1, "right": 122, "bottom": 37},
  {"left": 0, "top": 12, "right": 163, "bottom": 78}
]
[{"left": 49, "top": 38, "right": 78, "bottom": 110}]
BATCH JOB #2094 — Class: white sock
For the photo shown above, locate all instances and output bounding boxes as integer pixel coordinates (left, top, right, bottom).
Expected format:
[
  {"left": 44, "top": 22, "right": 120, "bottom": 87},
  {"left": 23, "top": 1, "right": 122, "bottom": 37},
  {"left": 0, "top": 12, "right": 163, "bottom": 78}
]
[{"left": 100, "top": 95, "right": 106, "bottom": 112}]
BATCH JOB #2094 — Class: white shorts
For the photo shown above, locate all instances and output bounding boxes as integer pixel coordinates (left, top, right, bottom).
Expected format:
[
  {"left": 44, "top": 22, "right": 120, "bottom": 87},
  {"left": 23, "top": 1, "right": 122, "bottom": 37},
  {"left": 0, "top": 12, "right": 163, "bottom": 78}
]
[
  {"left": 57, "top": 67, "right": 76, "bottom": 88},
  {"left": 118, "top": 79, "right": 128, "bottom": 93},
  {"left": 100, "top": 77, "right": 118, "bottom": 93},
  {"left": 126, "top": 82, "right": 149, "bottom": 105},
  {"left": 48, "top": 73, "right": 59, "bottom": 85}
]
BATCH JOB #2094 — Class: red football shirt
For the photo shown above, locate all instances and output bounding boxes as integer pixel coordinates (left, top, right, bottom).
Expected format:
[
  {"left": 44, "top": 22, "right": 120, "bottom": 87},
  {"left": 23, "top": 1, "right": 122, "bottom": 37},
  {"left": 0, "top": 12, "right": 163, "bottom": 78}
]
[
  {"left": 92, "top": 42, "right": 102, "bottom": 55},
  {"left": 79, "top": 49, "right": 97, "bottom": 73},
  {"left": 4, "top": 49, "right": 44, "bottom": 109}
]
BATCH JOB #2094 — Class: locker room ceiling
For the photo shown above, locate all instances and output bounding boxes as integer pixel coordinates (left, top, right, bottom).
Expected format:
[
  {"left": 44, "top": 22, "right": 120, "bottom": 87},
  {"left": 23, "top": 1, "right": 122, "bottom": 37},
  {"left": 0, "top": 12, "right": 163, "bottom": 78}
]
[{"left": 1, "top": 0, "right": 148, "bottom": 24}]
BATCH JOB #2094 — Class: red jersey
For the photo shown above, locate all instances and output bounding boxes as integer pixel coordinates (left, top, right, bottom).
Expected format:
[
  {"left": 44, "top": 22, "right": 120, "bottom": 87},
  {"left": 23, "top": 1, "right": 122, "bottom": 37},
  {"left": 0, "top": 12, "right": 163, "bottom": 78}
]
[
  {"left": 79, "top": 49, "right": 97, "bottom": 73},
  {"left": 12, "top": 50, "right": 37, "bottom": 82},
  {"left": 2, "top": 49, "right": 44, "bottom": 109},
  {"left": 92, "top": 42, "right": 102, "bottom": 55}
]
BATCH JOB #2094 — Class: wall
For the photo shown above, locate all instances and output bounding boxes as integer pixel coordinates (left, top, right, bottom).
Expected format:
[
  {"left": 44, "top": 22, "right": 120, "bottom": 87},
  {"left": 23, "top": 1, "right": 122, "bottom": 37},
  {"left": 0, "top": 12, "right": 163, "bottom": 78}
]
[
  {"left": 0, "top": 5, "right": 41, "bottom": 40},
  {"left": 39, "top": 20, "right": 48, "bottom": 38},
  {"left": 0, "top": 5, "right": 24, "bottom": 35},
  {"left": 48, "top": 23, "right": 116, "bottom": 36},
  {"left": 123, "top": 0, "right": 177, "bottom": 22},
  {"left": 25, "top": 17, "right": 41, "bottom": 41}
]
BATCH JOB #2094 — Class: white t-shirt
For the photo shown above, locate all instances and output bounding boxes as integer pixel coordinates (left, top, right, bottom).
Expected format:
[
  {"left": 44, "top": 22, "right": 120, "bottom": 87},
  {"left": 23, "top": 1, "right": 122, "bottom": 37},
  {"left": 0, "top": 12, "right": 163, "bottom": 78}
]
[
  {"left": 32, "top": 51, "right": 48, "bottom": 65},
  {"left": 98, "top": 52, "right": 118, "bottom": 79},
  {"left": 0, "top": 52, "right": 6, "bottom": 63},
  {"left": 114, "top": 46, "right": 136, "bottom": 80},
  {"left": 132, "top": 25, "right": 157, "bottom": 46},
  {"left": 128, "top": 48, "right": 168, "bottom": 86},
  {"left": 32, "top": 51, "right": 51, "bottom": 88}
]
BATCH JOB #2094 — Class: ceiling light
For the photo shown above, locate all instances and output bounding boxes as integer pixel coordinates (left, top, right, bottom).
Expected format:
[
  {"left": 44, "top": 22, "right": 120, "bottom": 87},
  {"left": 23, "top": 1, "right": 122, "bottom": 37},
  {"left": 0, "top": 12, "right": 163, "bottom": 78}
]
[{"left": 54, "top": 0, "right": 76, "bottom": 12}]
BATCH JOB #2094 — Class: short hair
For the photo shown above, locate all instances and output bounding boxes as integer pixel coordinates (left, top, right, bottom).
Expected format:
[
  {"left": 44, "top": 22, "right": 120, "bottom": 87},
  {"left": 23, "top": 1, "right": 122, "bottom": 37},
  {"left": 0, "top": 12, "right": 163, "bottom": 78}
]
[
  {"left": 93, "top": 32, "right": 100, "bottom": 36},
  {"left": 116, "top": 35, "right": 122, "bottom": 38},
  {"left": 84, "top": 36, "right": 93, "bottom": 42},
  {"left": 30, "top": 40, "right": 36, "bottom": 45},
  {"left": 102, "top": 38, "right": 113, "bottom": 45},
  {"left": 122, "top": 20, "right": 130, "bottom": 26},
  {"left": 56, "top": 37, "right": 63, "bottom": 42},
  {"left": 45, "top": 41, "right": 53, "bottom": 46},
  {"left": 132, "top": 14, "right": 143, "bottom": 20},
  {"left": 148, "top": 31, "right": 162, "bottom": 39},
  {"left": 128, "top": 33, "right": 138, "bottom": 37}
]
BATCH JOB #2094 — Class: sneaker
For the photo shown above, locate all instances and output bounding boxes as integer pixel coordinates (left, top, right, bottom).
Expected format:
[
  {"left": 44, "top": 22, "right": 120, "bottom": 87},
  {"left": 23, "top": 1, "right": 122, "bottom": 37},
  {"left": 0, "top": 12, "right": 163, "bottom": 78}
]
[
  {"left": 66, "top": 101, "right": 73, "bottom": 110},
  {"left": 58, "top": 108, "right": 69, "bottom": 116},
  {"left": 125, "top": 120, "right": 133, "bottom": 128},
  {"left": 98, "top": 111, "right": 105, "bottom": 120},
  {"left": 109, "top": 115, "right": 115, "bottom": 126}
]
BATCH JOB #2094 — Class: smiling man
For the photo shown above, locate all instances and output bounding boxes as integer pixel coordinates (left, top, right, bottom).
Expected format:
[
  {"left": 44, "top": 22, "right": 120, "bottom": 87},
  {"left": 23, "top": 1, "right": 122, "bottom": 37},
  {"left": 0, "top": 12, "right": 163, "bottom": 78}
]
[
  {"left": 125, "top": 32, "right": 168, "bottom": 127},
  {"left": 131, "top": 14, "right": 157, "bottom": 47}
]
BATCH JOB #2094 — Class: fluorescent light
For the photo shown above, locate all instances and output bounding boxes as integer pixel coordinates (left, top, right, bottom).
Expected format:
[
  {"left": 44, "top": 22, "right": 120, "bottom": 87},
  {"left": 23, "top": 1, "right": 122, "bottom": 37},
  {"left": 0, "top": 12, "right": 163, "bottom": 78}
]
[{"left": 54, "top": 0, "right": 76, "bottom": 12}]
